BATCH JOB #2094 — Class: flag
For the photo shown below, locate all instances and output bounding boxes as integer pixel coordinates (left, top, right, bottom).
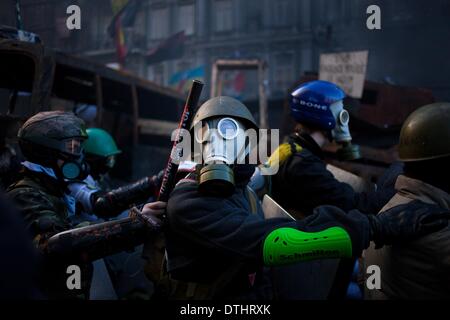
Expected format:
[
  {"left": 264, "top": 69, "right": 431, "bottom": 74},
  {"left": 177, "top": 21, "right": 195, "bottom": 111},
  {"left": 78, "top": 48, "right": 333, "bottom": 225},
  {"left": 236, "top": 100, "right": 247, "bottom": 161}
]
[
  {"left": 108, "top": 0, "right": 141, "bottom": 37},
  {"left": 222, "top": 71, "right": 247, "bottom": 99},
  {"left": 169, "top": 65, "right": 205, "bottom": 93},
  {"left": 114, "top": 16, "right": 127, "bottom": 65},
  {"left": 107, "top": 0, "right": 141, "bottom": 66},
  {"left": 146, "top": 31, "right": 186, "bottom": 65}
]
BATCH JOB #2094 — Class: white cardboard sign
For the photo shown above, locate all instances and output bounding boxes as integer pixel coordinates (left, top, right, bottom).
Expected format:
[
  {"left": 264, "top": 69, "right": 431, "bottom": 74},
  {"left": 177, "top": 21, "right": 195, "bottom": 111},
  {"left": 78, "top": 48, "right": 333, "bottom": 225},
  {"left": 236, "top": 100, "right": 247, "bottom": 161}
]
[{"left": 319, "top": 50, "right": 369, "bottom": 98}]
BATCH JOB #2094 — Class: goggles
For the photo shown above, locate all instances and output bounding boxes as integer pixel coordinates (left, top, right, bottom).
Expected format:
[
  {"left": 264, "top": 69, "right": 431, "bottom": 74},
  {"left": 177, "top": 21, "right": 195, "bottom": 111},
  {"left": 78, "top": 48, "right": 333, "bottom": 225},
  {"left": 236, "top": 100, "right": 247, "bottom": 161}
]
[
  {"left": 62, "top": 138, "right": 84, "bottom": 156},
  {"left": 195, "top": 117, "right": 240, "bottom": 143},
  {"left": 105, "top": 155, "right": 116, "bottom": 169}
]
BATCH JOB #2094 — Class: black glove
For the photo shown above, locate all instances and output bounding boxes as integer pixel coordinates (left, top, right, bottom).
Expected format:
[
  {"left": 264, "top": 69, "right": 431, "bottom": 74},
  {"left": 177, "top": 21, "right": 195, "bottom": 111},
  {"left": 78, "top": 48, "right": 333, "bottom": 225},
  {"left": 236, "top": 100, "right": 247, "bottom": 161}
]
[{"left": 367, "top": 200, "right": 450, "bottom": 248}]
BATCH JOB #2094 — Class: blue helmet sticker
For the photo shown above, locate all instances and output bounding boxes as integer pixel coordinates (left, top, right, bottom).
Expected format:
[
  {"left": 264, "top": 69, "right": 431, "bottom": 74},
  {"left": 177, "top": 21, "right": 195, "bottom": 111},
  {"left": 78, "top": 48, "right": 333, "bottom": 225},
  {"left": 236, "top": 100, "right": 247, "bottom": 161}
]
[{"left": 290, "top": 80, "right": 346, "bottom": 131}]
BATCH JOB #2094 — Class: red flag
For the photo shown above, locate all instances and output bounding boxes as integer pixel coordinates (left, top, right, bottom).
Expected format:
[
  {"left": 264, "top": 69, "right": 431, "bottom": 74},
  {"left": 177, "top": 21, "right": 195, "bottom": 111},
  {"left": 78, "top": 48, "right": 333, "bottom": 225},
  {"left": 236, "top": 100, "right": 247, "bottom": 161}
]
[
  {"left": 146, "top": 31, "right": 186, "bottom": 65},
  {"left": 108, "top": 0, "right": 141, "bottom": 66}
]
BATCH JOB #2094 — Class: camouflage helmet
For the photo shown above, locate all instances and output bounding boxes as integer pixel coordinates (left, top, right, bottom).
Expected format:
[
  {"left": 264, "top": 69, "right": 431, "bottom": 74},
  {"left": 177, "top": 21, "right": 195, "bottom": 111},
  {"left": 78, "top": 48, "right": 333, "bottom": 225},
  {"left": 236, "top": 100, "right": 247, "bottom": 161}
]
[
  {"left": 190, "top": 96, "right": 258, "bottom": 131},
  {"left": 18, "top": 111, "right": 87, "bottom": 163},
  {"left": 398, "top": 102, "right": 450, "bottom": 162}
]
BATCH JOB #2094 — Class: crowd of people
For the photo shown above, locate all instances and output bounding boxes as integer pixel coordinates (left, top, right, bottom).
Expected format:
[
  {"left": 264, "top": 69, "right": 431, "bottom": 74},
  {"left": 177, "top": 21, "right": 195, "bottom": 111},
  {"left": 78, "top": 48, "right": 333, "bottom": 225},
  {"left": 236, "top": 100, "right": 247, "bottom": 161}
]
[{"left": 1, "top": 80, "right": 449, "bottom": 300}]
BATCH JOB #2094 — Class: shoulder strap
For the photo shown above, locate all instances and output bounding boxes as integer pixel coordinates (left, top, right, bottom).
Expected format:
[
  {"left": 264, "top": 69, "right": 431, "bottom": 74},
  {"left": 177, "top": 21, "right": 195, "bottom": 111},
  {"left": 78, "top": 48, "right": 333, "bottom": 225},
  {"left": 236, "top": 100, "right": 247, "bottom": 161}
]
[{"left": 245, "top": 186, "right": 259, "bottom": 215}]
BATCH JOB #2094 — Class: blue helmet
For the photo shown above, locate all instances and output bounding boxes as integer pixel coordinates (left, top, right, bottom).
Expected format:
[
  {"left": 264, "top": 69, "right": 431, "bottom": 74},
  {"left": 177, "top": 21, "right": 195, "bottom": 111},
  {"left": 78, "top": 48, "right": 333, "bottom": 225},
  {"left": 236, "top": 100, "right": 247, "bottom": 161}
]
[{"left": 290, "top": 80, "right": 346, "bottom": 130}]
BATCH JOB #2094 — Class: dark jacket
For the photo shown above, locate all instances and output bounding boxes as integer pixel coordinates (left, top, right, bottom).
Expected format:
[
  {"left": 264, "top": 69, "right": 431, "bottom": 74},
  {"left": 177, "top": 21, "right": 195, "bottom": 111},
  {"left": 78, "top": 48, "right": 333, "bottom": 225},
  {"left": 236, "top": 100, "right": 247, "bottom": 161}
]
[
  {"left": 269, "top": 133, "right": 394, "bottom": 299},
  {"left": 271, "top": 133, "right": 393, "bottom": 217},
  {"left": 364, "top": 175, "right": 450, "bottom": 299},
  {"left": 165, "top": 167, "right": 371, "bottom": 299}
]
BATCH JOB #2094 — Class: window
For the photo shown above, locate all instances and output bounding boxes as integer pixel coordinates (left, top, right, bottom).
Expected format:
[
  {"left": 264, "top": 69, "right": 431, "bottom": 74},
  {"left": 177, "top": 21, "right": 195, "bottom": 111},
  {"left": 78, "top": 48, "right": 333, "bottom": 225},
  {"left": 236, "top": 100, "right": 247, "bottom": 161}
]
[
  {"left": 214, "top": 0, "right": 233, "bottom": 32},
  {"left": 148, "top": 63, "right": 166, "bottom": 86},
  {"left": 177, "top": 4, "right": 195, "bottom": 36},
  {"left": 246, "top": 2, "right": 262, "bottom": 32},
  {"left": 150, "top": 7, "right": 169, "bottom": 40},
  {"left": 274, "top": 53, "right": 295, "bottom": 92},
  {"left": 273, "top": 0, "right": 291, "bottom": 27}
]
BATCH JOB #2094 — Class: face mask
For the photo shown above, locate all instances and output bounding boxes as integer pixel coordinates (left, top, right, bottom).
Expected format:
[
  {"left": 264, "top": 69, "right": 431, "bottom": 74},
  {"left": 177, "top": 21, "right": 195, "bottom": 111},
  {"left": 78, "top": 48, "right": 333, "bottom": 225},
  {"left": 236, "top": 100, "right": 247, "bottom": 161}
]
[
  {"left": 329, "top": 101, "right": 361, "bottom": 160},
  {"left": 329, "top": 101, "right": 352, "bottom": 143},
  {"left": 59, "top": 154, "right": 89, "bottom": 181},
  {"left": 194, "top": 117, "right": 250, "bottom": 196},
  {"left": 195, "top": 117, "right": 249, "bottom": 164}
]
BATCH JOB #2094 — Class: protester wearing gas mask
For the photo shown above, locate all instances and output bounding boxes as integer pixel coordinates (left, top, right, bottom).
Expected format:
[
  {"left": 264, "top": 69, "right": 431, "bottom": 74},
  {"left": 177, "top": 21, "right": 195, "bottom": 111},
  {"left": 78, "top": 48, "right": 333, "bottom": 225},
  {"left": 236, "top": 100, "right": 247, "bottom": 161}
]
[
  {"left": 248, "top": 80, "right": 404, "bottom": 299},
  {"left": 67, "top": 127, "right": 163, "bottom": 224},
  {"left": 250, "top": 80, "right": 395, "bottom": 218},
  {"left": 65, "top": 128, "right": 163, "bottom": 299},
  {"left": 6, "top": 111, "right": 93, "bottom": 298},
  {"left": 191, "top": 96, "right": 257, "bottom": 197},
  {"left": 162, "top": 96, "right": 449, "bottom": 300}
]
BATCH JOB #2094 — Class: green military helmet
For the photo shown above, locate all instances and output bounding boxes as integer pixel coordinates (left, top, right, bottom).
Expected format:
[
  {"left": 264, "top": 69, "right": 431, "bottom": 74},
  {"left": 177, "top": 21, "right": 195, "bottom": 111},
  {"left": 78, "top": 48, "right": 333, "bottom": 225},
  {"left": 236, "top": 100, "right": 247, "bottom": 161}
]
[
  {"left": 190, "top": 96, "right": 258, "bottom": 131},
  {"left": 398, "top": 102, "right": 450, "bottom": 162},
  {"left": 18, "top": 111, "right": 87, "bottom": 161},
  {"left": 84, "top": 128, "right": 122, "bottom": 158}
]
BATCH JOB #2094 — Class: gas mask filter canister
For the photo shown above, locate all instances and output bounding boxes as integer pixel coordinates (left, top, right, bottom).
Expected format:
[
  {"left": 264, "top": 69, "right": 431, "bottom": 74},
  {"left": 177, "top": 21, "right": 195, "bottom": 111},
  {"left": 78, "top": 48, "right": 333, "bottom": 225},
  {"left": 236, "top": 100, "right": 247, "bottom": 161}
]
[{"left": 329, "top": 101, "right": 361, "bottom": 160}]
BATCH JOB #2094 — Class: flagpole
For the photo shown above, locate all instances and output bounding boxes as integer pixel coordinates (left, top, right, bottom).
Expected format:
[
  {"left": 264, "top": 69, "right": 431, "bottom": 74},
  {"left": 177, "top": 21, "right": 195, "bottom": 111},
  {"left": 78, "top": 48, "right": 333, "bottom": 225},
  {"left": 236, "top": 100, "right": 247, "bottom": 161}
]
[{"left": 15, "top": 0, "right": 24, "bottom": 30}]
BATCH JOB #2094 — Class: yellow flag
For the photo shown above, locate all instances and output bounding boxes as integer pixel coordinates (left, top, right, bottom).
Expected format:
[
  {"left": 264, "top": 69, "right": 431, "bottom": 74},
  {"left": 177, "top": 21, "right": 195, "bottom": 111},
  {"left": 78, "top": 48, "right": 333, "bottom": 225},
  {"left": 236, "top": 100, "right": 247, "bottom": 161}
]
[{"left": 111, "top": 0, "right": 129, "bottom": 15}]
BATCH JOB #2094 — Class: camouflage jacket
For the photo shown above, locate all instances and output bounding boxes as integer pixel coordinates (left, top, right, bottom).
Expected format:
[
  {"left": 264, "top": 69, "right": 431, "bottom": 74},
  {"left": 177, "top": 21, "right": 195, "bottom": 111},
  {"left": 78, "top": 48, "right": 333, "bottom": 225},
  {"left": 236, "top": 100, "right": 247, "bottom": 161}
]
[
  {"left": 6, "top": 169, "right": 71, "bottom": 243},
  {"left": 6, "top": 169, "right": 92, "bottom": 299}
]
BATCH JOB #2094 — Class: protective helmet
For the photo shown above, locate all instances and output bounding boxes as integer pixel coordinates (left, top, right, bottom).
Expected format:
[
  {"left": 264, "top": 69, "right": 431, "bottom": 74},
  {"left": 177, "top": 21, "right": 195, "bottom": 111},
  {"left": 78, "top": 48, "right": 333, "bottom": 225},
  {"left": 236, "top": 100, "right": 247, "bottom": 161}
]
[
  {"left": 18, "top": 111, "right": 88, "bottom": 180},
  {"left": 84, "top": 128, "right": 121, "bottom": 158},
  {"left": 190, "top": 96, "right": 258, "bottom": 131},
  {"left": 18, "top": 111, "right": 87, "bottom": 161},
  {"left": 290, "top": 80, "right": 346, "bottom": 131},
  {"left": 398, "top": 102, "right": 450, "bottom": 162}
]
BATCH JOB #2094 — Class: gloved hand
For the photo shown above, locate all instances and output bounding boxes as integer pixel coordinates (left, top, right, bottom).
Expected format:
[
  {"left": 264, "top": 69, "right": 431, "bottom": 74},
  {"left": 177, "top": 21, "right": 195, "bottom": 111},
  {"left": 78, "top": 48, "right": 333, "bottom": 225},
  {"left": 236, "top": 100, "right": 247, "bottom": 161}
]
[
  {"left": 67, "top": 181, "right": 98, "bottom": 213},
  {"left": 367, "top": 200, "right": 450, "bottom": 248},
  {"left": 130, "top": 201, "right": 166, "bottom": 230}
]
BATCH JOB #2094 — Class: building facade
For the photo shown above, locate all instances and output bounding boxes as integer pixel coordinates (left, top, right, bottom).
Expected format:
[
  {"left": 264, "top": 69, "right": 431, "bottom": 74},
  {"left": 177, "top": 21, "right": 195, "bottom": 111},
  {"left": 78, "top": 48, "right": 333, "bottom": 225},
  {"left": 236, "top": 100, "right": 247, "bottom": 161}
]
[{"left": 1, "top": 0, "right": 449, "bottom": 101}]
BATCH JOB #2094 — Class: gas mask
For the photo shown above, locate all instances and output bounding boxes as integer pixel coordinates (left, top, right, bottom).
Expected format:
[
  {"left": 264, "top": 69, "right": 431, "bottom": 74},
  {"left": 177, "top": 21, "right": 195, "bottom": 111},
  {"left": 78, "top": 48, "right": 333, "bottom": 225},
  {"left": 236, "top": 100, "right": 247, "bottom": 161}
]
[
  {"left": 194, "top": 117, "right": 250, "bottom": 196},
  {"left": 329, "top": 101, "right": 361, "bottom": 160},
  {"left": 57, "top": 138, "right": 90, "bottom": 181},
  {"left": 59, "top": 155, "right": 89, "bottom": 181},
  {"left": 85, "top": 154, "right": 116, "bottom": 179}
]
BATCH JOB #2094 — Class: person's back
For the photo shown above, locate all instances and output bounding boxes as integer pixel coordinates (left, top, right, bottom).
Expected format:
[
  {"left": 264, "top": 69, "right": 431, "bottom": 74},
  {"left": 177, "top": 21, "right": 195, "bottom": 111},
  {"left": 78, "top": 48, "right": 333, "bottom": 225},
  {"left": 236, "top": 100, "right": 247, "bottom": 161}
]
[
  {"left": 364, "top": 103, "right": 450, "bottom": 299},
  {"left": 365, "top": 176, "right": 450, "bottom": 299}
]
